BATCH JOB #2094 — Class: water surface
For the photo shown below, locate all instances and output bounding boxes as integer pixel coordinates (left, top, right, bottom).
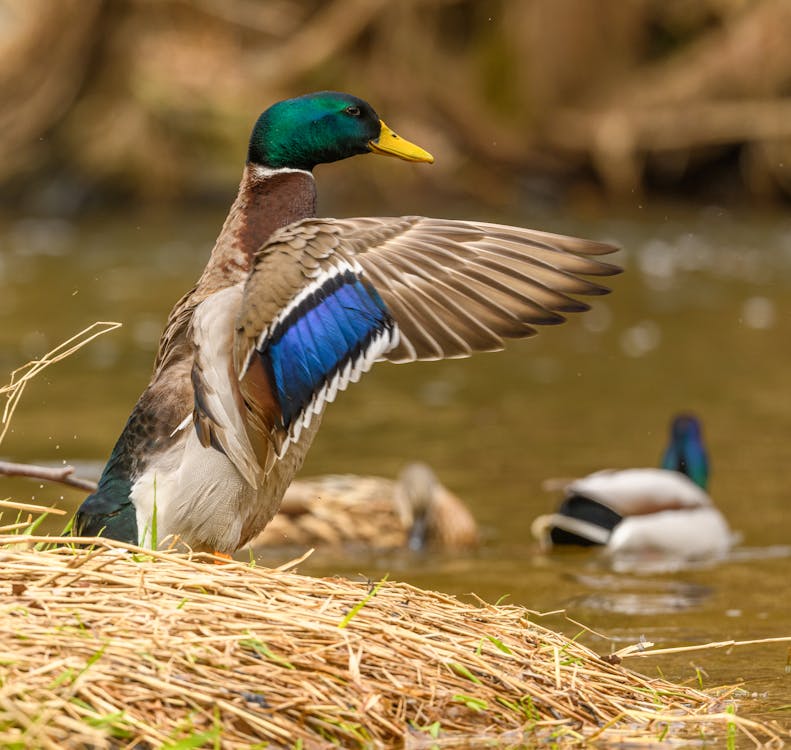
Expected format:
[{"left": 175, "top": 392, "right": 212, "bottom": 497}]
[{"left": 2, "top": 202, "right": 790, "bottom": 738}]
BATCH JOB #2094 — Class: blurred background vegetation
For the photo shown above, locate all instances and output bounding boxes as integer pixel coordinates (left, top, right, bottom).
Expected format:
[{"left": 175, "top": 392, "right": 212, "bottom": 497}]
[{"left": 2, "top": 0, "right": 791, "bottom": 214}]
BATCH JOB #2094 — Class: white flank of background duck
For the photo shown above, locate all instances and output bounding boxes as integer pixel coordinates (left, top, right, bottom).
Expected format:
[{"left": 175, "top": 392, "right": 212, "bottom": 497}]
[{"left": 532, "top": 414, "right": 733, "bottom": 561}]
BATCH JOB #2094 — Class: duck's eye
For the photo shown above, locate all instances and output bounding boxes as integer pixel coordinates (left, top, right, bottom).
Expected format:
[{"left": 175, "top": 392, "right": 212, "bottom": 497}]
[{"left": 345, "top": 105, "right": 361, "bottom": 117}]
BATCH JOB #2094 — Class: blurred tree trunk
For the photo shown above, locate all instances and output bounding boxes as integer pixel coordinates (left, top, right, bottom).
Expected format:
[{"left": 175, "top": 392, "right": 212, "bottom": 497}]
[
  {"left": 0, "top": 0, "right": 102, "bottom": 183},
  {"left": 545, "top": 0, "right": 791, "bottom": 196}
]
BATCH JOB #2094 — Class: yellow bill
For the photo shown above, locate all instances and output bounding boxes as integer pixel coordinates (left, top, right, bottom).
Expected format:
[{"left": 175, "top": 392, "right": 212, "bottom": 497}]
[{"left": 368, "top": 121, "right": 434, "bottom": 163}]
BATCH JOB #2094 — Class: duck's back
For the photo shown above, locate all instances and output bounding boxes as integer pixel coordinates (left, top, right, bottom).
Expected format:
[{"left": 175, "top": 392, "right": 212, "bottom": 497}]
[{"left": 567, "top": 468, "right": 712, "bottom": 516}]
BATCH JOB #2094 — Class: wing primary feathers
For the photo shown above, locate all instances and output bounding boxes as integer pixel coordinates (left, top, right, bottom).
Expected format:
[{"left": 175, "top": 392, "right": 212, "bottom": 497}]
[{"left": 380, "top": 243, "right": 570, "bottom": 324}]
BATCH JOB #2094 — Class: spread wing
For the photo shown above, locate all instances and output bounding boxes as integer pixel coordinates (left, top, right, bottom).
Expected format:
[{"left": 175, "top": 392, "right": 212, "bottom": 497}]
[{"left": 229, "top": 216, "right": 619, "bottom": 464}]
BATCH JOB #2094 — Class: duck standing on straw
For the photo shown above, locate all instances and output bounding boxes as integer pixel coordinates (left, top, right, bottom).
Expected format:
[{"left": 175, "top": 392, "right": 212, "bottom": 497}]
[{"left": 75, "top": 92, "right": 619, "bottom": 556}]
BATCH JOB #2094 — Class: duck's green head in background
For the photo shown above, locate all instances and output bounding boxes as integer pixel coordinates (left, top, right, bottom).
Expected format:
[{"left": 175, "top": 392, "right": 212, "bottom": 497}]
[
  {"left": 661, "top": 413, "right": 709, "bottom": 489},
  {"left": 247, "top": 91, "right": 434, "bottom": 171}
]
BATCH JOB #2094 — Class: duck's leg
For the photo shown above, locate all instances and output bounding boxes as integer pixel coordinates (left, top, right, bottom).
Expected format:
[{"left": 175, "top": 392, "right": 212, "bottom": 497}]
[{"left": 212, "top": 551, "right": 234, "bottom": 564}]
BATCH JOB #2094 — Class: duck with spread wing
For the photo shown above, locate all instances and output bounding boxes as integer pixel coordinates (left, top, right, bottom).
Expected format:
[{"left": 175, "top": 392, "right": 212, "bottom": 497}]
[{"left": 74, "top": 92, "right": 620, "bottom": 555}]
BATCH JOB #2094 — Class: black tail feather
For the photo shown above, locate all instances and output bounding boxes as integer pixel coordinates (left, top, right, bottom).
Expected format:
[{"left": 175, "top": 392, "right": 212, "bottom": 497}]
[{"left": 549, "top": 493, "right": 622, "bottom": 547}]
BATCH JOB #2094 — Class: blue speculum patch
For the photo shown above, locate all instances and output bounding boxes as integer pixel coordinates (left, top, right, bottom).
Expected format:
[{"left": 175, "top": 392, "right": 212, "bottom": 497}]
[{"left": 258, "top": 270, "right": 394, "bottom": 428}]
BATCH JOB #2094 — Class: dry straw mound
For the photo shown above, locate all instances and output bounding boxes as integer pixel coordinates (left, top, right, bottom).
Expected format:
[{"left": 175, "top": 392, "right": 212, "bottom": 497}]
[{"left": 0, "top": 536, "right": 781, "bottom": 749}]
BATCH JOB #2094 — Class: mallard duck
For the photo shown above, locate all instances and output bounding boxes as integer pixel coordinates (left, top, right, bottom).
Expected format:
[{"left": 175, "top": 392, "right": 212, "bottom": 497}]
[
  {"left": 74, "top": 91, "right": 619, "bottom": 554},
  {"left": 531, "top": 414, "right": 732, "bottom": 560},
  {"left": 248, "top": 462, "right": 478, "bottom": 552}
]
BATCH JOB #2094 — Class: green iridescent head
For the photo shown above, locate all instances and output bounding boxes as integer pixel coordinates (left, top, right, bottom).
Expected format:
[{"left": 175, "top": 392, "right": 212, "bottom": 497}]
[
  {"left": 660, "top": 413, "right": 709, "bottom": 489},
  {"left": 247, "top": 91, "right": 433, "bottom": 171}
]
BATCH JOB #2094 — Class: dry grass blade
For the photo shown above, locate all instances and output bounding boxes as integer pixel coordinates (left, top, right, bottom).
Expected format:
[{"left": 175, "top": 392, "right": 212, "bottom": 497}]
[
  {"left": 0, "top": 500, "right": 67, "bottom": 515},
  {"left": 0, "top": 534, "right": 785, "bottom": 748},
  {"left": 0, "top": 321, "right": 121, "bottom": 447},
  {"left": 621, "top": 637, "right": 791, "bottom": 659}
]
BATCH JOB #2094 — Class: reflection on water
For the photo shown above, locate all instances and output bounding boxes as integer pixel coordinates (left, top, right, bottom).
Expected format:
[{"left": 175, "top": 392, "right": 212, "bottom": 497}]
[
  {"left": 567, "top": 573, "right": 713, "bottom": 615},
  {"left": 2, "top": 203, "right": 791, "bottom": 734},
  {"left": 573, "top": 591, "right": 708, "bottom": 615}
]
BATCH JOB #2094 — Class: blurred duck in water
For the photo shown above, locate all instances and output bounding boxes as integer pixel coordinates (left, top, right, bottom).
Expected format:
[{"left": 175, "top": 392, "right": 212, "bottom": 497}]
[
  {"left": 531, "top": 414, "right": 732, "bottom": 561},
  {"left": 248, "top": 462, "right": 478, "bottom": 552}
]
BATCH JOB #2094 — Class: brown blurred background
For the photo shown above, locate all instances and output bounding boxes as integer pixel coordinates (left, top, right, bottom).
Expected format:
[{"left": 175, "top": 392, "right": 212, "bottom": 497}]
[{"left": 2, "top": 0, "right": 791, "bottom": 214}]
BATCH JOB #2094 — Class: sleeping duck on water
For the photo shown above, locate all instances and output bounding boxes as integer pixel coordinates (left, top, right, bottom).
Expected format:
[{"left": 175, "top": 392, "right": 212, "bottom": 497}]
[
  {"left": 531, "top": 415, "right": 732, "bottom": 561},
  {"left": 74, "top": 91, "right": 620, "bottom": 555}
]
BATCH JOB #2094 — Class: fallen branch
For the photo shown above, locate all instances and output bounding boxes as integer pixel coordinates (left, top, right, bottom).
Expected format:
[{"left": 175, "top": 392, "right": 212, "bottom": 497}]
[{"left": 0, "top": 460, "right": 97, "bottom": 493}]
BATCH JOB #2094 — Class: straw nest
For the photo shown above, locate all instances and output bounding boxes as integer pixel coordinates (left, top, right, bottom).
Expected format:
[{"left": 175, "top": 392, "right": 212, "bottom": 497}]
[{"left": 0, "top": 536, "right": 781, "bottom": 749}]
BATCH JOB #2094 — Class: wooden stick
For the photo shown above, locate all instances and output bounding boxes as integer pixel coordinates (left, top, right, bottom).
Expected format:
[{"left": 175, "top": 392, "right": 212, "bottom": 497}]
[{"left": 0, "top": 460, "right": 97, "bottom": 493}]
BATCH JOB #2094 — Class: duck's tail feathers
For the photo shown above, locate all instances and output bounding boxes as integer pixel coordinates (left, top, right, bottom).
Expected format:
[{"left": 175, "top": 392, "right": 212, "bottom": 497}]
[{"left": 538, "top": 493, "right": 623, "bottom": 547}]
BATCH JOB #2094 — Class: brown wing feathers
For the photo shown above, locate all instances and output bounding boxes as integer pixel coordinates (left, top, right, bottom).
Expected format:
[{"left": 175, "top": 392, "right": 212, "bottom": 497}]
[
  {"left": 332, "top": 216, "right": 619, "bottom": 363},
  {"left": 235, "top": 215, "right": 620, "bottom": 370},
  {"left": 230, "top": 215, "right": 619, "bottom": 453}
]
